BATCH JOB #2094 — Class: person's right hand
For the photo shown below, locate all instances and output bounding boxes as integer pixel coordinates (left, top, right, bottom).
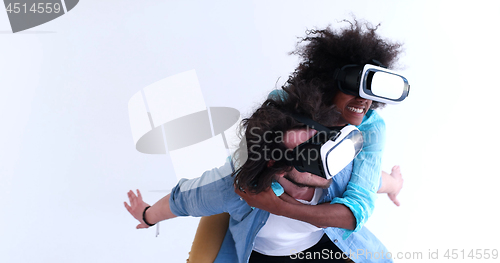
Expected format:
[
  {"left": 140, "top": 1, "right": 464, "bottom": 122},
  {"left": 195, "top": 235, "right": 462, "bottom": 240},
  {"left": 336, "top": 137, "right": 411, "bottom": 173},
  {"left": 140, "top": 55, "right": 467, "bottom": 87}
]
[{"left": 124, "top": 189, "right": 151, "bottom": 229}]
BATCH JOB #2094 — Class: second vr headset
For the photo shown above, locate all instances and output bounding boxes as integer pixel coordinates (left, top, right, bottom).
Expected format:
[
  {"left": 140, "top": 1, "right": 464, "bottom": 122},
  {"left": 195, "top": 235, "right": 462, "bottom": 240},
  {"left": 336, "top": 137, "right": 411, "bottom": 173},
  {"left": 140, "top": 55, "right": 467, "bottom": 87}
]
[
  {"left": 334, "top": 62, "right": 410, "bottom": 104},
  {"left": 284, "top": 113, "right": 364, "bottom": 180}
]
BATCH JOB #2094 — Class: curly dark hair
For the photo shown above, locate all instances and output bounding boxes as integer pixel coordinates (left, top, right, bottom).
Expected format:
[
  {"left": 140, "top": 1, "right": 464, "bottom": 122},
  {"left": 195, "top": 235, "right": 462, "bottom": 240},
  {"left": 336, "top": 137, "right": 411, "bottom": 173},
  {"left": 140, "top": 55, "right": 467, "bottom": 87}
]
[
  {"left": 233, "top": 81, "right": 339, "bottom": 194},
  {"left": 289, "top": 20, "right": 403, "bottom": 109}
]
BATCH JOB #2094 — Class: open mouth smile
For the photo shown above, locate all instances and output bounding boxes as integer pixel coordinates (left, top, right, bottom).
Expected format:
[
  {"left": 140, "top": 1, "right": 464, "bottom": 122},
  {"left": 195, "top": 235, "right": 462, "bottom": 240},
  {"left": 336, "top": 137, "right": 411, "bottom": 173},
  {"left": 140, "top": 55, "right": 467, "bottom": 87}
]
[{"left": 347, "top": 106, "right": 364, "bottom": 114}]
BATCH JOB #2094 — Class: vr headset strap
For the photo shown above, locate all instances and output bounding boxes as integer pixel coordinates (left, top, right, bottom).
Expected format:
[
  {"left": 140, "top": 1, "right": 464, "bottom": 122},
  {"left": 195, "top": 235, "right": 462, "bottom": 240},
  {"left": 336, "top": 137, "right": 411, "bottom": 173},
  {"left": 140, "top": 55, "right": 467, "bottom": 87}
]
[
  {"left": 333, "top": 68, "right": 347, "bottom": 82},
  {"left": 289, "top": 112, "right": 339, "bottom": 138}
]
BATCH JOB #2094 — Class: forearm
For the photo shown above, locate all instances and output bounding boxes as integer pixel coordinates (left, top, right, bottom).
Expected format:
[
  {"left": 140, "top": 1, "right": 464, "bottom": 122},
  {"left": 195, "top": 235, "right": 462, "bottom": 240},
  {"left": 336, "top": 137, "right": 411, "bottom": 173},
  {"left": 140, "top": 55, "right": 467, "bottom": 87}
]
[
  {"left": 276, "top": 201, "right": 356, "bottom": 230},
  {"left": 144, "top": 194, "right": 177, "bottom": 225}
]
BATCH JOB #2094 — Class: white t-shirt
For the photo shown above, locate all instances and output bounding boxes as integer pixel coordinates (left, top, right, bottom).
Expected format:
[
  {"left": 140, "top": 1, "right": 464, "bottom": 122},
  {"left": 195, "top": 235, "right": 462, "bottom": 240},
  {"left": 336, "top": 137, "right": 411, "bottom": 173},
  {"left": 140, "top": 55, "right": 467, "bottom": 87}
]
[{"left": 252, "top": 188, "right": 325, "bottom": 256}]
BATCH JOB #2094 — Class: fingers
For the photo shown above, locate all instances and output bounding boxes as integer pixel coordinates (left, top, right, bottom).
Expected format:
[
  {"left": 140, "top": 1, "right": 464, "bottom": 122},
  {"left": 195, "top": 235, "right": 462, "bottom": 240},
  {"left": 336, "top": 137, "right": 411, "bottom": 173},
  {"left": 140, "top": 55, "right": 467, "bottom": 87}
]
[
  {"left": 124, "top": 201, "right": 132, "bottom": 212},
  {"left": 389, "top": 194, "right": 401, "bottom": 206},
  {"left": 128, "top": 189, "right": 143, "bottom": 207},
  {"left": 127, "top": 190, "right": 136, "bottom": 207},
  {"left": 391, "top": 165, "right": 402, "bottom": 178},
  {"left": 136, "top": 223, "right": 149, "bottom": 229},
  {"left": 387, "top": 166, "right": 403, "bottom": 206},
  {"left": 279, "top": 192, "right": 302, "bottom": 205},
  {"left": 137, "top": 189, "right": 142, "bottom": 200}
]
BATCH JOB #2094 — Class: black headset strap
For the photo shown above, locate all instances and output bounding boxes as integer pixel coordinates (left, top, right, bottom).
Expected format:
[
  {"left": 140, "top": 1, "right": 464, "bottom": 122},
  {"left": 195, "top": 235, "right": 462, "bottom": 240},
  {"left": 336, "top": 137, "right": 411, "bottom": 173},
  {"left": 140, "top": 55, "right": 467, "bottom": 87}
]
[
  {"left": 333, "top": 61, "right": 387, "bottom": 82},
  {"left": 289, "top": 112, "right": 339, "bottom": 137},
  {"left": 333, "top": 68, "right": 346, "bottom": 82}
]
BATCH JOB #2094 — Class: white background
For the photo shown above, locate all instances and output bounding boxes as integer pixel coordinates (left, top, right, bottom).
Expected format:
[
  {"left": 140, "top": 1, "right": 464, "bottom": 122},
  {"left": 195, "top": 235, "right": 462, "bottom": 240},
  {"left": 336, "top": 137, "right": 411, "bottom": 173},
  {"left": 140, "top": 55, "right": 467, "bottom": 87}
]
[{"left": 1, "top": 1, "right": 499, "bottom": 262}]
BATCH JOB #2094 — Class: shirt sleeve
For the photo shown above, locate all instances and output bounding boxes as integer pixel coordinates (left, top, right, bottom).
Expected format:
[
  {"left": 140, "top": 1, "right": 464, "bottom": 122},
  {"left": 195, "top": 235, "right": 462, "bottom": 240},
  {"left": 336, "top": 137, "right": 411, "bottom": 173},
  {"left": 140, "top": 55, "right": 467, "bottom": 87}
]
[
  {"left": 169, "top": 160, "right": 234, "bottom": 217},
  {"left": 330, "top": 110, "right": 385, "bottom": 238}
]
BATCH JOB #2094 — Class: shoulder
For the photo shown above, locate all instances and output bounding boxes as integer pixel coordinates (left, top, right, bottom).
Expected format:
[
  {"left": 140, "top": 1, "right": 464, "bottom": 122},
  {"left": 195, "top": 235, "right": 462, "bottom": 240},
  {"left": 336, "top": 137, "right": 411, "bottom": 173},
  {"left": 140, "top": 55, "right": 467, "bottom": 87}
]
[
  {"left": 357, "top": 110, "right": 385, "bottom": 133},
  {"left": 356, "top": 110, "right": 386, "bottom": 149}
]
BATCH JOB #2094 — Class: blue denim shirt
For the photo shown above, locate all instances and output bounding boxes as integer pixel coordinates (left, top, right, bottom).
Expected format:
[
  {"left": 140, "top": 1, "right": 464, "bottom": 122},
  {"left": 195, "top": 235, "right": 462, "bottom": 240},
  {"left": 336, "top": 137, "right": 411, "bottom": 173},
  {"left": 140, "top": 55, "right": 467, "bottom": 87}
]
[{"left": 170, "top": 165, "right": 390, "bottom": 262}]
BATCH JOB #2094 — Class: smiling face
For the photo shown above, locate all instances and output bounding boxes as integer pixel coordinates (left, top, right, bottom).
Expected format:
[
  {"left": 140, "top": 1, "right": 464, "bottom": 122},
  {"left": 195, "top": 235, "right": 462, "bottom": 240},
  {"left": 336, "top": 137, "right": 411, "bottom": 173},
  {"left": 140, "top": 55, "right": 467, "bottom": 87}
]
[
  {"left": 332, "top": 91, "right": 372, "bottom": 126},
  {"left": 275, "top": 128, "right": 332, "bottom": 189}
]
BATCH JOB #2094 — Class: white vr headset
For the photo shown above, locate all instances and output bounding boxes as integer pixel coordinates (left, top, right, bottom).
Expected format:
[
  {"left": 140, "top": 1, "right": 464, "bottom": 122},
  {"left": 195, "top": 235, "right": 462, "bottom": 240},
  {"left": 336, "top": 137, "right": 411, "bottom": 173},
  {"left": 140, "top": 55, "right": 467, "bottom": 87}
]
[
  {"left": 334, "top": 62, "right": 410, "bottom": 104},
  {"left": 285, "top": 113, "right": 364, "bottom": 179}
]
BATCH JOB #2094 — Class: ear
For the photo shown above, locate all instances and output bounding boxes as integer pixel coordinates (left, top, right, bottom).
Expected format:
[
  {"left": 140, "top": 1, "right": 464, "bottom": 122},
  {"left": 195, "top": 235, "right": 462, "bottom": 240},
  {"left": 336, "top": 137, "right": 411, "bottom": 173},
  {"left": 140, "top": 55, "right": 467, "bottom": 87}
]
[
  {"left": 267, "top": 160, "right": 285, "bottom": 178},
  {"left": 275, "top": 171, "right": 286, "bottom": 178}
]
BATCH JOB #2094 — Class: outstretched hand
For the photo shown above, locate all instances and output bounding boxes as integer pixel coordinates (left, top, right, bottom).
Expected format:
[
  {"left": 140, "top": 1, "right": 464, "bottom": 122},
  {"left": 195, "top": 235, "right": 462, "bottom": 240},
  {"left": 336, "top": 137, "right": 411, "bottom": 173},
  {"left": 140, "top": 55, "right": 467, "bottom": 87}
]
[
  {"left": 387, "top": 165, "right": 403, "bottom": 206},
  {"left": 124, "top": 189, "right": 151, "bottom": 229}
]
